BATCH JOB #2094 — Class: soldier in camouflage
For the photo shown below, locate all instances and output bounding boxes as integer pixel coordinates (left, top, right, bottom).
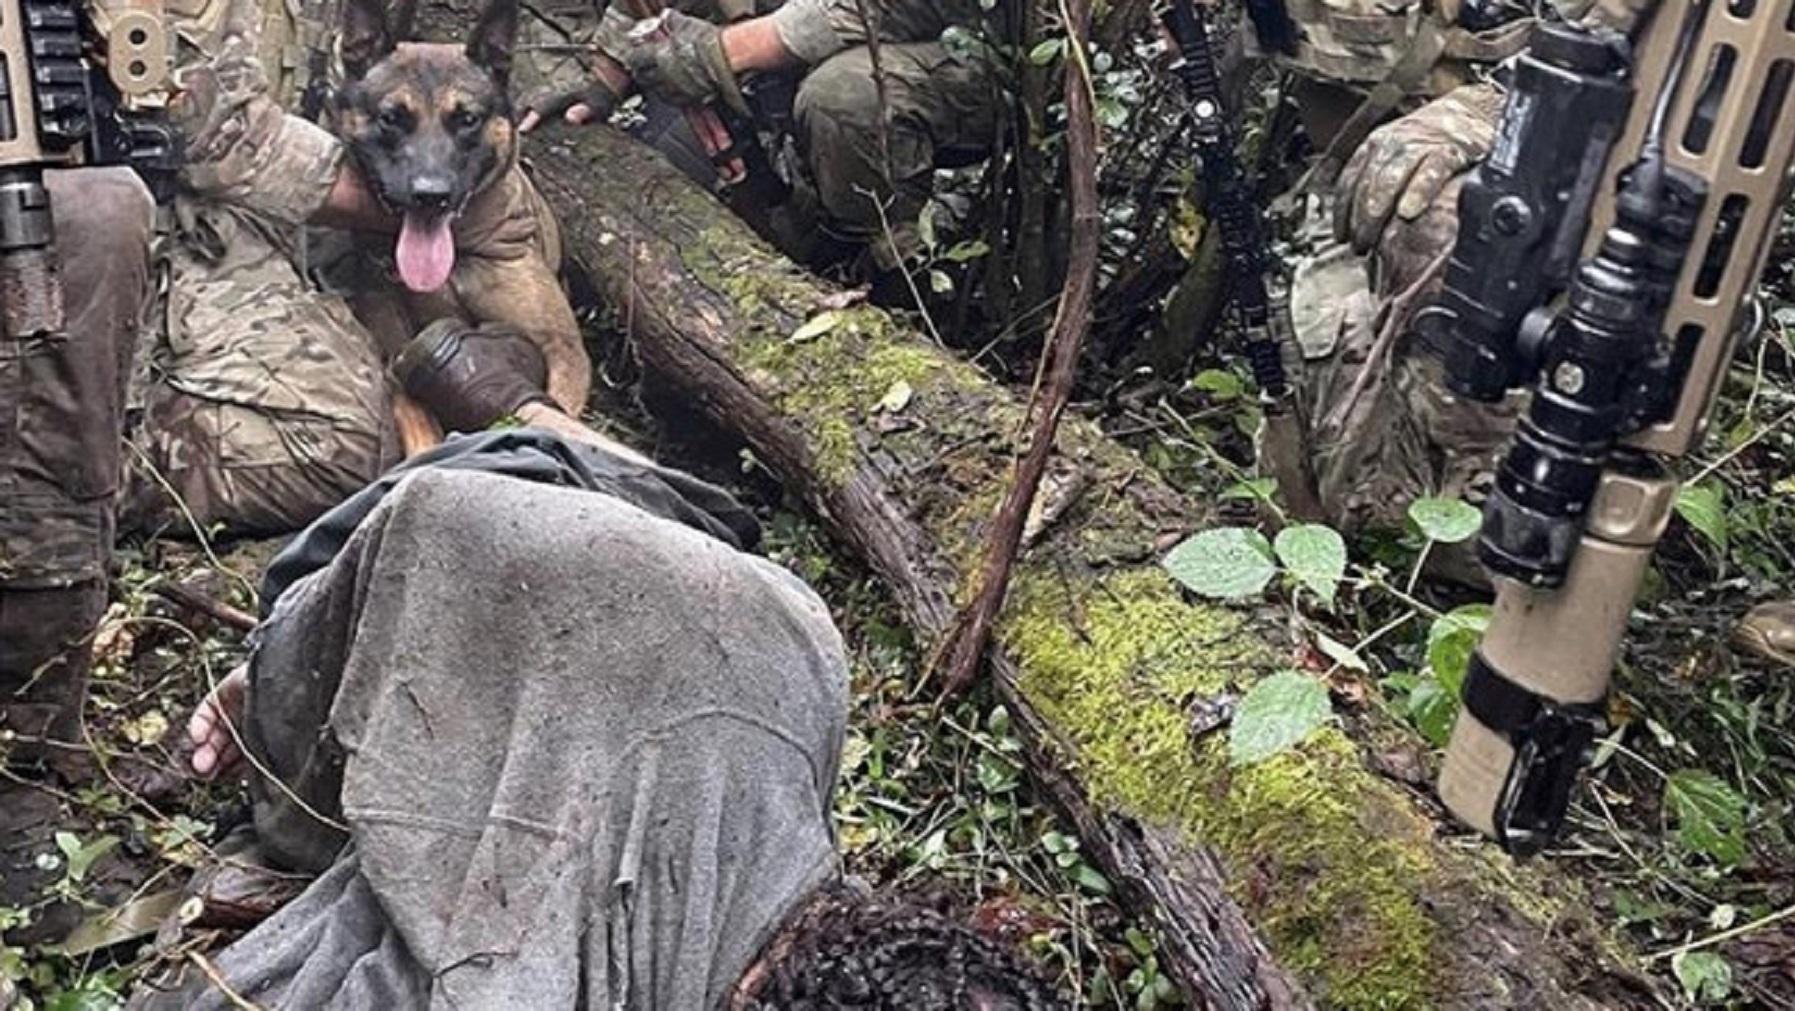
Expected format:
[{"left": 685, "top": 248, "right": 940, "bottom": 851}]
[
  {"left": 0, "top": 0, "right": 561, "bottom": 788},
  {"left": 514, "top": 0, "right": 999, "bottom": 274}
]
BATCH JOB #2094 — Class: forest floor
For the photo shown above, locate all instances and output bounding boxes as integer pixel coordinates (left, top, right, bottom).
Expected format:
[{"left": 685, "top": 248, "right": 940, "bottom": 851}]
[{"left": 5, "top": 311, "right": 1795, "bottom": 1010}]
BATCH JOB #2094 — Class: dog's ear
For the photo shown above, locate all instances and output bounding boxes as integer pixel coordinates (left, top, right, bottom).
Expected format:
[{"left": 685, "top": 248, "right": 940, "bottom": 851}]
[
  {"left": 341, "top": 0, "right": 399, "bottom": 80},
  {"left": 465, "top": 0, "right": 519, "bottom": 91}
]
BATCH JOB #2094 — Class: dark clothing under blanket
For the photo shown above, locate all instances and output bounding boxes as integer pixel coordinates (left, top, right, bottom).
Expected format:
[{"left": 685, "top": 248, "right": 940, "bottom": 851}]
[{"left": 136, "top": 439, "right": 849, "bottom": 1009}]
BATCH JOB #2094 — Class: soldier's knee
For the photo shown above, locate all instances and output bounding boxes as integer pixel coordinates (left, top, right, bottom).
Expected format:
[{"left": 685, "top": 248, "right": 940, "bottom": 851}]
[
  {"left": 47, "top": 168, "right": 153, "bottom": 270},
  {"left": 794, "top": 50, "right": 883, "bottom": 152},
  {"left": 144, "top": 396, "right": 386, "bottom": 535}
]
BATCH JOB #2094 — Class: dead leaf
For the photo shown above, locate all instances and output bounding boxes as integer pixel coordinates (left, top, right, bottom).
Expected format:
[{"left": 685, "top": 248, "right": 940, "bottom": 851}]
[
  {"left": 877, "top": 380, "right": 915, "bottom": 413},
  {"left": 788, "top": 310, "right": 843, "bottom": 344},
  {"left": 815, "top": 287, "right": 870, "bottom": 312}
]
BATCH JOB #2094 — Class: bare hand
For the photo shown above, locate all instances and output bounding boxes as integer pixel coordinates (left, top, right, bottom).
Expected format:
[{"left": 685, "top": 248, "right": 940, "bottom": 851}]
[{"left": 188, "top": 664, "right": 249, "bottom": 780}]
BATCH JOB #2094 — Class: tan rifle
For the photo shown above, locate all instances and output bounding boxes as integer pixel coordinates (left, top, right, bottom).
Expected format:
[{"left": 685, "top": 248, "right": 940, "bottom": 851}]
[{"left": 1414, "top": 0, "right": 1795, "bottom": 852}]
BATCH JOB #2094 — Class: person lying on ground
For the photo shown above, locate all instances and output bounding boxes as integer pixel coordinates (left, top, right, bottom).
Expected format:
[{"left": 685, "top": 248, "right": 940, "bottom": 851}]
[{"left": 131, "top": 321, "right": 1066, "bottom": 1009}]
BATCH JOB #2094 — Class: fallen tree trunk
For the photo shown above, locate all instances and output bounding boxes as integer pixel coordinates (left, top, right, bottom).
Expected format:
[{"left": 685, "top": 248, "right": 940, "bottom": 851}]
[{"left": 521, "top": 127, "right": 1658, "bottom": 1008}]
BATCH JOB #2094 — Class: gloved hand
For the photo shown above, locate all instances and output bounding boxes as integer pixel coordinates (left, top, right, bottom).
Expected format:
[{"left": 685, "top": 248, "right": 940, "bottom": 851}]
[
  {"left": 517, "top": 8, "right": 636, "bottom": 132},
  {"left": 518, "top": 74, "right": 625, "bottom": 131},
  {"left": 621, "top": 10, "right": 748, "bottom": 116},
  {"left": 1333, "top": 82, "right": 1506, "bottom": 257}
]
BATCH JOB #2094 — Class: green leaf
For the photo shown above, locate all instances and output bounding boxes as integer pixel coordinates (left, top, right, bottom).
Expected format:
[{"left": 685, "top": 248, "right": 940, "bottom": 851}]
[
  {"left": 1664, "top": 769, "right": 1749, "bottom": 866},
  {"left": 788, "top": 310, "right": 842, "bottom": 344},
  {"left": 1675, "top": 481, "right": 1728, "bottom": 553},
  {"left": 1095, "top": 97, "right": 1129, "bottom": 129},
  {"left": 1408, "top": 497, "right": 1483, "bottom": 544},
  {"left": 1028, "top": 37, "right": 1065, "bottom": 65},
  {"left": 916, "top": 202, "right": 939, "bottom": 250},
  {"left": 56, "top": 834, "right": 117, "bottom": 884},
  {"left": 928, "top": 268, "right": 954, "bottom": 294},
  {"left": 942, "top": 240, "right": 991, "bottom": 263},
  {"left": 876, "top": 379, "right": 914, "bottom": 413},
  {"left": 1163, "top": 528, "right": 1277, "bottom": 600},
  {"left": 1071, "top": 863, "right": 1112, "bottom": 896},
  {"left": 1428, "top": 604, "right": 1492, "bottom": 643},
  {"left": 1406, "top": 677, "right": 1459, "bottom": 748},
  {"left": 1219, "top": 477, "right": 1278, "bottom": 503},
  {"left": 1314, "top": 630, "right": 1367, "bottom": 672},
  {"left": 1273, "top": 523, "right": 1347, "bottom": 604},
  {"left": 1229, "top": 671, "right": 1333, "bottom": 766},
  {"left": 1671, "top": 950, "right": 1733, "bottom": 1004},
  {"left": 1425, "top": 605, "right": 1490, "bottom": 693},
  {"left": 1191, "top": 368, "right": 1244, "bottom": 401}
]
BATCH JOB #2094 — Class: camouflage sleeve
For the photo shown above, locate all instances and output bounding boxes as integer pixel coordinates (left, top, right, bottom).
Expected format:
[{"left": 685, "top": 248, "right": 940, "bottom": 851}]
[
  {"left": 164, "top": 0, "right": 345, "bottom": 226},
  {"left": 765, "top": 0, "right": 949, "bottom": 65}
]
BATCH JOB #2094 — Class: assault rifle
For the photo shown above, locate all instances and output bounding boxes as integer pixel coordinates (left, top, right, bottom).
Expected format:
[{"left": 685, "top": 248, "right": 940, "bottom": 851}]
[
  {"left": 0, "top": 0, "right": 173, "bottom": 343},
  {"left": 1414, "top": 0, "right": 1795, "bottom": 853},
  {"left": 1163, "top": 0, "right": 1322, "bottom": 518}
]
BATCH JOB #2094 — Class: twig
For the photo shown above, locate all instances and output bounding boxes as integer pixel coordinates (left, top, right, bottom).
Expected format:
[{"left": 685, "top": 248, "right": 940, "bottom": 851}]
[
  {"left": 1324, "top": 247, "right": 1452, "bottom": 436},
  {"left": 851, "top": 0, "right": 896, "bottom": 191},
  {"left": 126, "top": 441, "right": 260, "bottom": 609},
  {"left": 864, "top": 189, "right": 945, "bottom": 346},
  {"left": 927, "top": 0, "right": 1102, "bottom": 700},
  {"left": 188, "top": 951, "right": 265, "bottom": 1011},
  {"left": 1688, "top": 402, "right": 1795, "bottom": 485},
  {"left": 1646, "top": 902, "right": 1795, "bottom": 964},
  {"left": 152, "top": 583, "right": 258, "bottom": 633}
]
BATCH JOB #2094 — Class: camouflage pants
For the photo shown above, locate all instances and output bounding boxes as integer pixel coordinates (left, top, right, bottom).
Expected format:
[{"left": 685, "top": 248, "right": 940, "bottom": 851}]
[
  {"left": 143, "top": 200, "right": 389, "bottom": 535},
  {"left": 1286, "top": 186, "right": 1525, "bottom": 533},
  {"left": 2, "top": 174, "right": 391, "bottom": 745},
  {"left": 792, "top": 42, "right": 997, "bottom": 267},
  {"left": 0, "top": 168, "right": 153, "bottom": 749}
]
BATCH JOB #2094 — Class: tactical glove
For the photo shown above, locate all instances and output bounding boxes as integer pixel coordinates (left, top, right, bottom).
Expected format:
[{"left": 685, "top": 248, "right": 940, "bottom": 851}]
[
  {"left": 519, "top": 75, "right": 625, "bottom": 127},
  {"left": 517, "top": 7, "right": 634, "bottom": 128},
  {"left": 1333, "top": 82, "right": 1506, "bottom": 258},
  {"left": 621, "top": 10, "right": 748, "bottom": 117}
]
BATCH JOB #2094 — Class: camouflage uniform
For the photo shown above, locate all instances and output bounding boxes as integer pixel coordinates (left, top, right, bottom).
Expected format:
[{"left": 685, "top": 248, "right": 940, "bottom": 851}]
[
  {"left": 522, "top": 0, "right": 998, "bottom": 269},
  {"left": 145, "top": 0, "right": 391, "bottom": 534},
  {"left": 0, "top": 169, "right": 156, "bottom": 755},
  {"left": 1267, "top": 0, "right": 1537, "bottom": 532},
  {"left": 767, "top": 0, "right": 997, "bottom": 266},
  {"left": 0, "top": 0, "right": 386, "bottom": 753}
]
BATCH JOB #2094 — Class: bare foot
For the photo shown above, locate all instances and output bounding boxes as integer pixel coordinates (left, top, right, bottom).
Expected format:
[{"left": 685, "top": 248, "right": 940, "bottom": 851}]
[{"left": 188, "top": 665, "right": 249, "bottom": 780}]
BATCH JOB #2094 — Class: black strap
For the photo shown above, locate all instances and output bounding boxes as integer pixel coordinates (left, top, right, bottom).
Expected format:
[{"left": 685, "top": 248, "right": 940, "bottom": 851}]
[{"left": 1462, "top": 651, "right": 1605, "bottom": 856}]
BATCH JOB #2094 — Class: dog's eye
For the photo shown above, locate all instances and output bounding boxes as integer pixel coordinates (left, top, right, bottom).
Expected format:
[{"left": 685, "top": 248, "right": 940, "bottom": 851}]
[
  {"left": 378, "top": 106, "right": 411, "bottom": 130},
  {"left": 446, "top": 107, "right": 482, "bottom": 132}
]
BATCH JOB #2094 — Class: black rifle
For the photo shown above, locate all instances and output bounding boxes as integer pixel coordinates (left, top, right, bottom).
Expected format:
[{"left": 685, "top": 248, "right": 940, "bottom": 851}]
[{"left": 1162, "top": 0, "right": 1320, "bottom": 516}]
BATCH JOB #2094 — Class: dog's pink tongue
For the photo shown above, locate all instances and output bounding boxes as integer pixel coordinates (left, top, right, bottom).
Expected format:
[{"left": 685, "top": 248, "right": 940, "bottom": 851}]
[{"left": 396, "top": 213, "right": 455, "bottom": 293}]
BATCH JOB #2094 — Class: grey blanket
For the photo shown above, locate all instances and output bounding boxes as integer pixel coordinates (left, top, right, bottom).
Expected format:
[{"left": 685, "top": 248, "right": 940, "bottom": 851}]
[{"left": 135, "top": 450, "right": 847, "bottom": 1009}]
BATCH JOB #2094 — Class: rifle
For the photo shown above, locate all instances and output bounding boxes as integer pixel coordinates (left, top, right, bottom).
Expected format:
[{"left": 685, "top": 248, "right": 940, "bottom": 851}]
[
  {"left": 620, "top": 1, "right": 786, "bottom": 208},
  {"left": 1413, "top": 0, "right": 1795, "bottom": 853},
  {"left": 0, "top": 0, "right": 173, "bottom": 342},
  {"left": 1162, "top": 0, "right": 1323, "bottom": 520}
]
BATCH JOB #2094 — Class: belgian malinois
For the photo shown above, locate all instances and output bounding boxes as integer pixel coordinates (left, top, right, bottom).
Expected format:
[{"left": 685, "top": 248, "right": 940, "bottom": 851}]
[{"left": 335, "top": 0, "right": 591, "bottom": 417}]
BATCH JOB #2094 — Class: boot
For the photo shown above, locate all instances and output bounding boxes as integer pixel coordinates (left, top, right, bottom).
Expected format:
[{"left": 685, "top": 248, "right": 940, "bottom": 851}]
[
  {"left": 391, "top": 320, "right": 551, "bottom": 433},
  {"left": 1733, "top": 600, "right": 1795, "bottom": 667},
  {"left": 0, "top": 779, "right": 78, "bottom": 946},
  {"left": 0, "top": 581, "right": 106, "bottom": 768}
]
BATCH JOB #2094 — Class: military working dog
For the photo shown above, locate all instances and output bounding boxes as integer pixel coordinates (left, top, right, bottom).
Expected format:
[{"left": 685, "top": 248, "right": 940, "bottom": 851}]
[{"left": 334, "top": 0, "right": 591, "bottom": 415}]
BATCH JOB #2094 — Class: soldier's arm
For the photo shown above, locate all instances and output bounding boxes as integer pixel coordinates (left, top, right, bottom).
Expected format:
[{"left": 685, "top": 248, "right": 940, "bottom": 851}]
[{"left": 161, "top": 0, "right": 391, "bottom": 231}]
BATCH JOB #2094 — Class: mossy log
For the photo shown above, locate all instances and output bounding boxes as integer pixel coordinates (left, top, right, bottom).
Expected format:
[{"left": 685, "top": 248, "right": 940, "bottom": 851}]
[{"left": 524, "top": 126, "right": 1660, "bottom": 1010}]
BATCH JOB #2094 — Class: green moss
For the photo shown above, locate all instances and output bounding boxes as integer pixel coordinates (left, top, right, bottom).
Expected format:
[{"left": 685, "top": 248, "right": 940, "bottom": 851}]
[
  {"left": 1003, "top": 569, "right": 1438, "bottom": 1009},
  {"left": 741, "top": 309, "right": 951, "bottom": 484}
]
